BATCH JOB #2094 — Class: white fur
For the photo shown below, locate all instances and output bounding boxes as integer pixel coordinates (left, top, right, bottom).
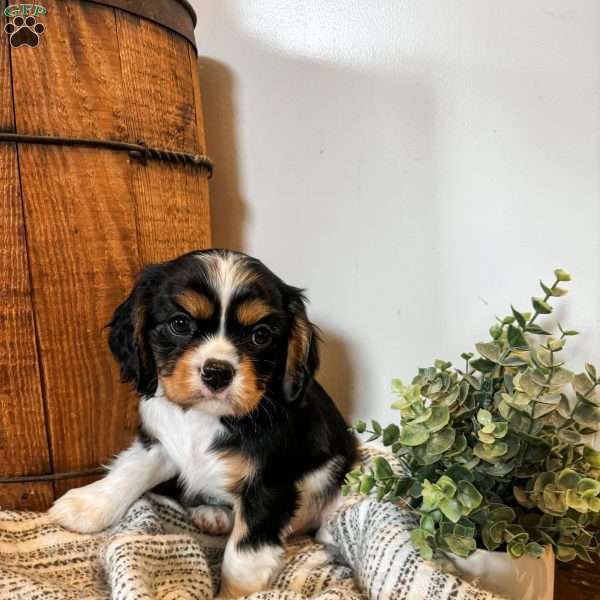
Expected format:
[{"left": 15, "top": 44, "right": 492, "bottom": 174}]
[
  {"left": 49, "top": 441, "right": 176, "bottom": 533},
  {"left": 194, "top": 335, "right": 239, "bottom": 368},
  {"left": 195, "top": 251, "right": 256, "bottom": 335},
  {"left": 220, "top": 541, "right": 283, "bottom": 598},
  {"left": 50, "top": 395, "right": 233, "bottom": 533},
  {"left": 139, "top": 392, "right": 234, "bottom": 502}
]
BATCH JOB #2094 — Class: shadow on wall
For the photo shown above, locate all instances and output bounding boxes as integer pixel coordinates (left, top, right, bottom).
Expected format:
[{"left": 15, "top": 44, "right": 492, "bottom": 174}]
[
  {"left": 196, "top": 57, "right": 246, "bottom": 251},
  {"left": 196, "top": 55, "right": 357, "bottom": 417},
  {"left": 317, "top": 328, "right": 355, "bottom": 419}
]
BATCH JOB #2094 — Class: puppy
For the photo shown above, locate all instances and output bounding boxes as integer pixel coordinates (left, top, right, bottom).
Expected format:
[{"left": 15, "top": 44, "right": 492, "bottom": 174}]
[{"left": 49, "top": 249, "right": 357, "bottom": 598}]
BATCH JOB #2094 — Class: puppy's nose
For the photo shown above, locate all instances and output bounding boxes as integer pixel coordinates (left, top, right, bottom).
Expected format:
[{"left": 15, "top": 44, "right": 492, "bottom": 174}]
[{"left": 201, "top": 359, "right": 235, "bottom": 391}]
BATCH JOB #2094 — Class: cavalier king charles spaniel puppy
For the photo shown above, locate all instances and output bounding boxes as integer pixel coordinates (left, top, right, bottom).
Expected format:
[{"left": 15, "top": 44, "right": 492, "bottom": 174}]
[{"left": 50, "top": 249, "right": 357, "bottom": 598}]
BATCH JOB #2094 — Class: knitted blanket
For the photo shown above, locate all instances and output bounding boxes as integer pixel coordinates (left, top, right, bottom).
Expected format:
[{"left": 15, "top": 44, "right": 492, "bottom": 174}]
[{"left": 0, "top": 461, "right": 498, "bottom": 600}]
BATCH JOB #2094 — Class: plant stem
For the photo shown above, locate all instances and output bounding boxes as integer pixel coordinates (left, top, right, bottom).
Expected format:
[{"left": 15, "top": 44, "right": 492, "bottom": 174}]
[
  {"left": 528, "top": 349, "right": 557, "bottom": 435},
  {"left": 528, "top": 277, "right": 559, "bottom": 327},
  {"left": 561, "top": 381, "right": 600, "bottom": 433},
  {"left": 397, "top": 456, "right": 411, "bottom": 474}
]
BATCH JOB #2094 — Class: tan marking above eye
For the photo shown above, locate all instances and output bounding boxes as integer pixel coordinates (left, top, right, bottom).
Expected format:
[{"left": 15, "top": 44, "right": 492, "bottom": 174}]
[
  {"left": 235, "top": 299, "right": 272, "bottom": 326},
  {"left": 176, "top": 290, "right": 214, "bottom": 320}
]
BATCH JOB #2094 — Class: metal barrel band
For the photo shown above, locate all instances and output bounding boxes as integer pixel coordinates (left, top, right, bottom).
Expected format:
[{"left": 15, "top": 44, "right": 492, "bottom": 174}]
[
  {"left": 0, "top": 133, "right": 214, "bottom": 178},
  {"left": 0, "top": 467, "right": 106, "bottom": 485}
]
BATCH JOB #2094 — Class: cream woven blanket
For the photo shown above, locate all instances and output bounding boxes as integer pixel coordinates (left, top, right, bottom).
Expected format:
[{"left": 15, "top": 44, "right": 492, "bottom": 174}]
[{"left": 0, "top": 463, "right": 498, "bottom": 599}]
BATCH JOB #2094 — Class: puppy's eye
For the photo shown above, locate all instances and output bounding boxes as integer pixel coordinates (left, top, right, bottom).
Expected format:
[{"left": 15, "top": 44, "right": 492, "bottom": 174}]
[
  {"left": 252, "top": 324, "right": 272, "bottom": 347},
  {"left": 168, "top": 315, "right": 192, "bottom": 336}
]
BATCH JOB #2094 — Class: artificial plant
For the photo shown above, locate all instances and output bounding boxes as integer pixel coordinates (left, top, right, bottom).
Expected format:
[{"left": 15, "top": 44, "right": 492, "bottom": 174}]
[{"left": 345, "top": 269, "right": 600, "bottom": 562}]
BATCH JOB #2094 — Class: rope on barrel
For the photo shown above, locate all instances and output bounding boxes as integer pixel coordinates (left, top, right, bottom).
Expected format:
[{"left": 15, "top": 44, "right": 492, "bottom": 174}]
[
  {"left": 0, "top": 132, "right": 214, "bottom": 178},
  {"left": 0, "top": 467, "right": 106, "bottom": 484}
]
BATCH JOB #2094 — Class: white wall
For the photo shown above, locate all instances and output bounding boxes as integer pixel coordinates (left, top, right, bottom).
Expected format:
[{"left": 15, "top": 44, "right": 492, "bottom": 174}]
[{"left": 191, "top": 1, "right": 600, "bottom": 425}]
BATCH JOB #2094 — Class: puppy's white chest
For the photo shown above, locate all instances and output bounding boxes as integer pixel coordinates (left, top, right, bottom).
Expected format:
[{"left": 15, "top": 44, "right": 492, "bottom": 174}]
[{"left": 139, "top": 396, "right": 231, "bottom": 500}]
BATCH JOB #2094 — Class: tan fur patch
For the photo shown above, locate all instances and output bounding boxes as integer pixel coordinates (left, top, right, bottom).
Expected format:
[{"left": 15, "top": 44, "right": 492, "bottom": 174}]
[
  {"left": 233, "top": 358, "right": 265, "bottom": 415},
  {"left": 160, "top": 347, "right": 201, "bottom": 405},
  {"left": 235, "top": 299, "right": 272, "bottom": 326},
  {"left": 230, "top": 499, "right": 249, "bottom": 542},
  {"left": 216, "top": 451, "right": 256, "bottom": 495},
  {"left": 285, "top": 318, "right": 310, "bottom": 387},
  {"left": 287, "top": 457, "right": 342, "bottom": 536},
  {"left": 234, "top": 358, "right": 265, "bottom": 415},
  {"left": 176, "top": 290, "right": 214, "bottom": 320}
]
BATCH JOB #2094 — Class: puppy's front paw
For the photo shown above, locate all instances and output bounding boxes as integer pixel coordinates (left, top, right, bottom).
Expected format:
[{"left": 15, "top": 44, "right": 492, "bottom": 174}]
[
  {"left": 189, "top": 505, "right": 233, "bottom": 536},
  {"left": 49, "top": 483, "right": 125, "bottom": 533}
]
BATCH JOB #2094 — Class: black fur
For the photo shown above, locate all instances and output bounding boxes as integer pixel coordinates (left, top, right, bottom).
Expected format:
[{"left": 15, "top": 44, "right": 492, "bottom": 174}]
[
  {"left": 218, "top": 379, "right": 356, "bottom": 548},
  {"left": 108, "top": 268, "right": 161, "bottom": 396}
]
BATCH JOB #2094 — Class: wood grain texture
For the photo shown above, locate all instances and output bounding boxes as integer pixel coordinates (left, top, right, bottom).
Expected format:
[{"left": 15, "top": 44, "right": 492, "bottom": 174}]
[
  {"left": 11, "top": 0, "right": 126, "bottom": 139},
  {"left": 130, "top": 161, "right": 211, "bottom": 264},
  {"left": 0, "top": 146, "right": 51, "bottom": 477},
  {"left": 556, "top": 559, "right": 600, "bottom": 599},
  {"left": 0, "top": 483, "right": 54, "bottom": 511},
  {"left": 18, "top": 146, "right": 140, "bottom": 472},
  {"left": 122, "top": 20, "right": 211, "bottom": 264},
  {"left": 2, "top": 0, "right": 210, "bottom": 509},
  {"left": 116, "top": 11, "right": 199, "bottom": 153},
  {"left": 88, "top": 0, "right": 197, "bottom": 47},
  {"left": 188, "top": 45, "right": 208, "bottom": 154},
  {"left": 0, "top": 0, "right": 13, "bottom": 131}
]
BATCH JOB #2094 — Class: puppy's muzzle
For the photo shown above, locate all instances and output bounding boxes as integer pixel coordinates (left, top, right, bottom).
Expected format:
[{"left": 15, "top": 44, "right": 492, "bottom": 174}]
[{"left": 201, "top": 359, "right": 235, "bottom": 392}]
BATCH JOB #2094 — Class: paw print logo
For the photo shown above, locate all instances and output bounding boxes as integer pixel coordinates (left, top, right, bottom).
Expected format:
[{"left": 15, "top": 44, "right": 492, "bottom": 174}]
[{"left": 4, "top": 15, "right": 45, "bottom": 48}]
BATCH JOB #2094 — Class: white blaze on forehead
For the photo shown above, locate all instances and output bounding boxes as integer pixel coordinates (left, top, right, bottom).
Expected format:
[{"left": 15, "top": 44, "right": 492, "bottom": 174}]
[{"left": 195, "top": 251, "right": 256, "bottom": 333}]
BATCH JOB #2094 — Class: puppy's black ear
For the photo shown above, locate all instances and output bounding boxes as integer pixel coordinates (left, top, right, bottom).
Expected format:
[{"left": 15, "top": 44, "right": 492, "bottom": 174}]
[
  {"left": 283, "top": 286, "right": 320, "bottom": 402},
  {"left": 108, "top": 271, "right": 157, "bottom": 396}
]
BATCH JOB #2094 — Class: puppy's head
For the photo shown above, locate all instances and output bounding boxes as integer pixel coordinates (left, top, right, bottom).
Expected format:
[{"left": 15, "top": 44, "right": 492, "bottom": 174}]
[{"left": 109, "top": 250, "right": 319, "bottom": 416}]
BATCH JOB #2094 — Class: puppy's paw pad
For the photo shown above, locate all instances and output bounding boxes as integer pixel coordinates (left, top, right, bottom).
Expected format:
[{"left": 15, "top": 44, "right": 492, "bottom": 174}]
[
  {"left": 189, "top": 505, "right": 233, "bottom": 536},
  {"left": 49, "top": 487, "right": 120, "bottom": 533}
]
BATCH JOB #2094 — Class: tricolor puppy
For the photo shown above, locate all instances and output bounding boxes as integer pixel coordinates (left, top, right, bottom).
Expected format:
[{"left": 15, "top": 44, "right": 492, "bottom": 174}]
[{"left": 50, "top": 249, "right": 357, "bottom": 598}]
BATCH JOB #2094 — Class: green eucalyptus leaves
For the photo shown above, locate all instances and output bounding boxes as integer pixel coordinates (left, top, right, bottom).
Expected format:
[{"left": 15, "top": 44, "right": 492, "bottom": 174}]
[{"left": 345, "top": 269, "right": 600, "bottom": 563}]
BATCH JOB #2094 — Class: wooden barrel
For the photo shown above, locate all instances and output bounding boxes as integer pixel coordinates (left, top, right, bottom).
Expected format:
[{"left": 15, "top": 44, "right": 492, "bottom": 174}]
[{"left": 0, "top": 0, "right": 211, "bottom": 509}]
